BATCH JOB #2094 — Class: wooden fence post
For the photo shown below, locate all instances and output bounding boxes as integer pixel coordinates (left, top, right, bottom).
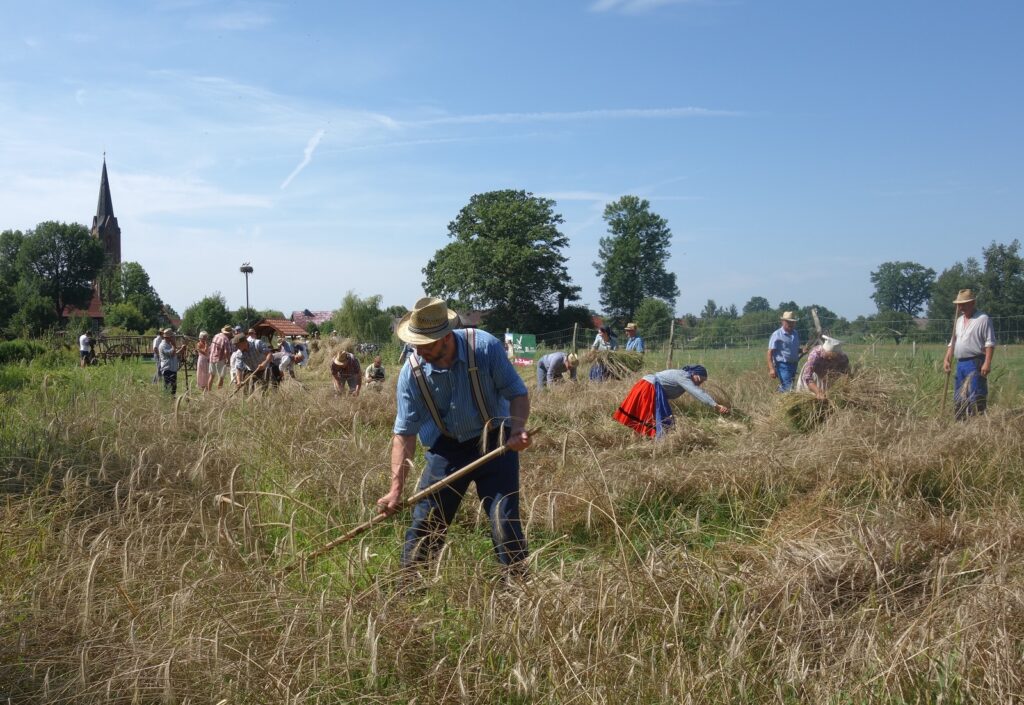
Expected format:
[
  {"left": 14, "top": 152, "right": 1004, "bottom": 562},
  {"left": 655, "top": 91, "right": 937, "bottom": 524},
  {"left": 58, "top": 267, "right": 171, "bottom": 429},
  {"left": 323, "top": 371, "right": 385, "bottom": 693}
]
[
  {"left": 572, "top": 323, "right": 578, "bottom": 354},
  {"left": 666, "top": 319, "right": 675, "bottom": 368}
]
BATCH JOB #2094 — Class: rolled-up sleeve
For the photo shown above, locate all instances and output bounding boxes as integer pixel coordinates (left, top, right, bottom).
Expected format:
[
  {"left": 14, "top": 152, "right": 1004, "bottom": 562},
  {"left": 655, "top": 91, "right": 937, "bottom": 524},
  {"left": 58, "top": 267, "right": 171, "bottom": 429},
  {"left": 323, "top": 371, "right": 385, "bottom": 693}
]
[
  {"left": 486, "top": 336, "right": 528, "bottom": 400},
  {"left": 393, "top": 364, "right": 426, "bottom": 437}
]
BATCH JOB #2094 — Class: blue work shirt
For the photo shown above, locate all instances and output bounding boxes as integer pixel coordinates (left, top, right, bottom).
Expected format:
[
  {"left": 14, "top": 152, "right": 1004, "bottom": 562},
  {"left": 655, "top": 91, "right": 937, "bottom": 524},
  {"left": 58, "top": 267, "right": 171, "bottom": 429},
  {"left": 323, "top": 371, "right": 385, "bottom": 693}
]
[
  {"left": 394, "top": 328, "right": 529, "bottom": 448},
  {"left": 768, "top": 326, "right": 800, "bottom": 365},
  {"left": 625, "top": 336, "right": 645, "bottom": 352}
]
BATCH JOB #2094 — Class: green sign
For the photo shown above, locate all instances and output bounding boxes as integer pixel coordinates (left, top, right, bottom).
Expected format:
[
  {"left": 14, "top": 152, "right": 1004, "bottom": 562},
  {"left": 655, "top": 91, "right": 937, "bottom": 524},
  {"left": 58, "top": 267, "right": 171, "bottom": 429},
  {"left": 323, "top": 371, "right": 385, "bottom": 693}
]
[{"left": 504, "top": 332, "right": 537, "bottom": 365}]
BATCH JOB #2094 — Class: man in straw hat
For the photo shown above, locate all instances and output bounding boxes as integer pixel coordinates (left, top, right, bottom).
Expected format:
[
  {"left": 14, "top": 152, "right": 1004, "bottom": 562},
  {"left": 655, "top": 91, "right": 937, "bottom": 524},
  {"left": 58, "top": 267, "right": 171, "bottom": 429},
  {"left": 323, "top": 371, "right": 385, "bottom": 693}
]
[
  {"left": 379, "top": 297, "right": 532, "bottom": 574},
  {"left": 767, "top": 311, "right": 801, "bottom": 392},
  {"left": 536, "top": 351, "right": 578, "bottom": 389},
  {"left": 330, "top": 348, "right": 362, "bottom": 396},
  {"left": 798, "top": 335, "right": 850, "bottom": 399},
  {"left": 624, "top": 322, "right": 645, "bottom": 352},
  {"left": 942, "top": 289, "right": 996, "bottom": 420},
  {"left": 209, "top": 324, "right": 235, "bottom": 390},
  {"left": 157, "top": 328, "right": 187, "bottom": 396}
]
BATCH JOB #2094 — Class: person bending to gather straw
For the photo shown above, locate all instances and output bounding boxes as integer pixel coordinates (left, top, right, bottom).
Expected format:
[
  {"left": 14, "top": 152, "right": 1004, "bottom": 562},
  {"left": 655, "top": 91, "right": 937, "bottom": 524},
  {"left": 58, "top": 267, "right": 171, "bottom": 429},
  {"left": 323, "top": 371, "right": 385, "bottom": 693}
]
[{"left": 614, "top": 365, "right": 729, "bottom": 438}]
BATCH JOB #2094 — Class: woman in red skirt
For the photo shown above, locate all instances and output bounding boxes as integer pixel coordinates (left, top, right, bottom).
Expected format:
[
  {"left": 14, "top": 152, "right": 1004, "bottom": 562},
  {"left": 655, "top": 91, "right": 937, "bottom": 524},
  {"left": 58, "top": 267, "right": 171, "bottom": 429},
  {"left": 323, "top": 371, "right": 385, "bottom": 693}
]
[{"left": 614, "top": 365, "right": 729, "bottom": 438}]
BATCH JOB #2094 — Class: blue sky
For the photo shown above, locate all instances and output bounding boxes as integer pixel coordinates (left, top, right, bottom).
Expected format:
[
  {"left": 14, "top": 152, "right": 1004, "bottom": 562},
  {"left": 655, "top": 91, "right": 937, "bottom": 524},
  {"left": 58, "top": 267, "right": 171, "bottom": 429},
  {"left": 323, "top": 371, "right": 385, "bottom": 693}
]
[{"left": 2, "top": 0, "right": 1021, "bottom": 322}]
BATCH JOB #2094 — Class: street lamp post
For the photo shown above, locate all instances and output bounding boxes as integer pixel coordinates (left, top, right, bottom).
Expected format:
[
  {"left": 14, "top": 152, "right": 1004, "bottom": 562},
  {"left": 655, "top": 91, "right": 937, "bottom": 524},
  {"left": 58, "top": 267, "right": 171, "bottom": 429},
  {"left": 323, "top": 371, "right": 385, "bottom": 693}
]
[{"left": 240, "top": 263, "right": 254, "bottom": 328}]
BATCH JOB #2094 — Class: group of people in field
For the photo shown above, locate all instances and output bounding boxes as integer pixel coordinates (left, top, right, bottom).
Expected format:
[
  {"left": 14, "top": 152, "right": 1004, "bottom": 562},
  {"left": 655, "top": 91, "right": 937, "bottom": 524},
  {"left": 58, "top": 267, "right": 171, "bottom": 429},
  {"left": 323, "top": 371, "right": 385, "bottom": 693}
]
[
  {"left": 150, "top": 323, "right": 393, "bottom": 398},
  {"left": 378, "top": 289, "right": 996, "bottom": 583},
  {"left": 143, "top": 289, "right": 996, "bottom": 582}
]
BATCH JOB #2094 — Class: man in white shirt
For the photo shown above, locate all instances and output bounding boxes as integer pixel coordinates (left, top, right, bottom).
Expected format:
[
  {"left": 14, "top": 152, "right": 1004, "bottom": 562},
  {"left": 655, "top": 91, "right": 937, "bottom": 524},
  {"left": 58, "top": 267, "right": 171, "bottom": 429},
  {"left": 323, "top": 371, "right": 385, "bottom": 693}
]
[
  {"left": 942, "top": 289, "right": 996, "bottom": 419},
  {"left": 79, "top": 332, "right": 93, "bottom": 367}
]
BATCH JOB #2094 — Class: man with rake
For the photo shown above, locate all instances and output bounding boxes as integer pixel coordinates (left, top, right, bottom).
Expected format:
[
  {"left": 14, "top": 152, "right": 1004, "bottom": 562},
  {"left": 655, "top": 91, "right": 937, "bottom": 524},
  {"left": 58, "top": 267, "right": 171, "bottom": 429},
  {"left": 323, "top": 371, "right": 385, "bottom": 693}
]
[
  {"left": 377, "top": 297, "right": 532, "bottom": 576},
  {"left": 614, "top": 364, "right": 730, "bottom": 438},
  {"left": 943, "top": 289, "right": 996, "bottom": 420}
]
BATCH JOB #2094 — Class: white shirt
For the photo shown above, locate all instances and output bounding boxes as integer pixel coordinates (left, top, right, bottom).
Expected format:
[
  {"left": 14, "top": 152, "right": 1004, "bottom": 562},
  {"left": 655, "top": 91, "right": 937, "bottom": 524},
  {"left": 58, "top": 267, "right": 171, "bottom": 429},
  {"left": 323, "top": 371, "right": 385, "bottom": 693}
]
[
  {"left": 79, "top": 333, "right": 90, "bottom": 352},
  {"left": 949, "top": 312, "right": 996, "bottom": 359}
]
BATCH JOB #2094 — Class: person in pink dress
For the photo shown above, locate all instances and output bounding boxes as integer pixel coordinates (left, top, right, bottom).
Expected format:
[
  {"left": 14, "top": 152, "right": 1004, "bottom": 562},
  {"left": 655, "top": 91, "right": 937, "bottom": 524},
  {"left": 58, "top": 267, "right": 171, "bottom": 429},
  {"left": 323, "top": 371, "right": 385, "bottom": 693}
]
[{"left": 196, "top": 331, "right": 212, "bottom": 391}]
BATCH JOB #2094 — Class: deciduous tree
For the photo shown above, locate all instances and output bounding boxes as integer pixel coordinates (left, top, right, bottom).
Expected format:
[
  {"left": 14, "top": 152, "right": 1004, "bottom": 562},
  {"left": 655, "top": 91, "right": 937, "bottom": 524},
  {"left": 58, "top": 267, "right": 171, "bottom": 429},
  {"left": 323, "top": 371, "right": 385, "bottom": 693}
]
[
  {"left": 17, "top": 221, "right": 104, "bottom": 317},
  {"left": 332, "top": 292, "right": 394, "bottom": 342},
  {"left": 594, "top": 196, "right": 678, "bottom": 322},
  {"left": 423, "top": 190, "right": 580, "bottom": 332},
  {"left": 181, "top": 294, "right": 231, "bottom": 336},
  {"left": 870, "top": 261, "right": 936, "bottom": 316}
]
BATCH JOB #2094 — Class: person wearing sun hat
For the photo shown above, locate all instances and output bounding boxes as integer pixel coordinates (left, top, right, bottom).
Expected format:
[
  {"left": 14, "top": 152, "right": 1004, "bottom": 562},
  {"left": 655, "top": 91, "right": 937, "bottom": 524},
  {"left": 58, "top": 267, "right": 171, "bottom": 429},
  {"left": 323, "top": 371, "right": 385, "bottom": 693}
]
[
  {"left": 798, "top": 335, "right": 850, "bottom": 399},
  {"left": 379, "top": 296, "right": 532, "bottom": 575},
  {"left": 942, "top": 289, "right": 996, "bottom": 419},
  {"left": 624, "top": 322, "right": 645, "bottom": 352},
  {"left": 156, "top": 328, "right": 187, "bottom": 396},
  {"left": 536, "top": 351, "right": 579, "bottom": 389},
  {"left": 613, "top": 364, "right": 729, "bottom": 438},
  {"left": 208, "top": 324, "right": 236, "bottom": 389},
  {"left": 767, "top": 310, "right": 801, "bottom": 392},
  {"left": 330, "top": 348, "right": 362, "bottom": 396}
]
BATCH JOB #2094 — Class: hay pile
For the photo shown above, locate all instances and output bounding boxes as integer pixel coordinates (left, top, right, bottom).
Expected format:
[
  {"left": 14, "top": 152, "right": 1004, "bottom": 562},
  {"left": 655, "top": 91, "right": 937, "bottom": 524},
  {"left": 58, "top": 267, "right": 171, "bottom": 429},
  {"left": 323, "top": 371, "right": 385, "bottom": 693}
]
[
  {"left": 582, "top": 350, "right": 644, "bottom": 380},
  {"left": 780, "top": 370, "right": 903, "bottom": 431}
]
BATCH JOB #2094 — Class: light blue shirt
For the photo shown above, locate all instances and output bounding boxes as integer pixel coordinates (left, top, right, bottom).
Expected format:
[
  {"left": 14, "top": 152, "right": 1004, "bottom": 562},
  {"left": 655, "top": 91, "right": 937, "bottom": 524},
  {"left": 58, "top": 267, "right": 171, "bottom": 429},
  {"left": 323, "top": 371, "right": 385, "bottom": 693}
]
[
  {"left": 625, "top": 336, "right": 645, "bottom": 352},
  {"left": 643, "top": 370, "right": 717, "bottom": 407},
  {"left": 158, "top": 340, "right": 179, "bottom": 373},
  {"left": 768, "top": 326, "right": 800, "bottom": 365},
  {"left": 537, "top": 351, "right": 577, "bottom": 387},
  {"left": 394, "top": 329, "right": 529, "bottom": 447}
]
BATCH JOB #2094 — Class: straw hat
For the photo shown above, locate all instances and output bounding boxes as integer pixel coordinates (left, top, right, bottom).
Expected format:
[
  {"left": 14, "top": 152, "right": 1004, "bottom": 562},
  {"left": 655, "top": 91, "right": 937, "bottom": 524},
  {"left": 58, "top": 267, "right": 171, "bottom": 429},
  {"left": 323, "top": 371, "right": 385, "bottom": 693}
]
[
  {"left": 221, "top": 325, "right": 233, "bottom": 335},
  {"left": 332, "top": 352, "right": 351, "bottom": 367},
  {"left": 625, "top": 322, "right": 637, "bottom": 331},
  {"left": 395, "top": 297, "right": 459, "bottom": 345},
  {"left": 566, "top": 353, "right": 579, "bottom": 367},
  {"left": 780, "top": 311, "right": 799, "bottom": 322},
  {"left": 822, "top": 335, "right": 843, "bottom": 353},
  {"left": 199, "top": 330, "right": 209, "bottom": 339},
  {"left": 161, "top": 328, "right": 174, "bottom": 337},
  {"left": 952, "top": 289, "right": 976, "bottom": 305}
]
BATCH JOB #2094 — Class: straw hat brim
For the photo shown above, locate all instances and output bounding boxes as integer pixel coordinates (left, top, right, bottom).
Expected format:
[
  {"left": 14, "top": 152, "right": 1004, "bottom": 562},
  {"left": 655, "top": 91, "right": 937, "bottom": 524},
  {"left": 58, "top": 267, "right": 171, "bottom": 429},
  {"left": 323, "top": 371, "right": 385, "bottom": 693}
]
[
  {"left": 395, "top": 309, "right": 459, "bottom": 345},
  {"left": 952, "top": 294, "right": 976, "bottom": 304}
]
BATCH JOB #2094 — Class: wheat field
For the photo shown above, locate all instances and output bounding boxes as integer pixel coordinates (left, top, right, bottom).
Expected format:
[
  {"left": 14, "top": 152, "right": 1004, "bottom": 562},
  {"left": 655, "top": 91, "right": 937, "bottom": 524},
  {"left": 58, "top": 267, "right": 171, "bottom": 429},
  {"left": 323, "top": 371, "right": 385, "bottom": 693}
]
[{"left": 1, "top": 345, "right": 1023, "bottom": 703}]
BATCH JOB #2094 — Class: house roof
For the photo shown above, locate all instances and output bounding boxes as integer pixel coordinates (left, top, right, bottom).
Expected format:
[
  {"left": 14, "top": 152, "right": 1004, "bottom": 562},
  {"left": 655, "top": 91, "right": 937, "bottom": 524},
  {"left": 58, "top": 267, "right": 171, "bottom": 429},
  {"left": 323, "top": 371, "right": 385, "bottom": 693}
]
[
  {"left": 291, "top": 309, "right": 333, "bottom": 328},
  {"left": 254, "top": 318, "right": 307, "bottom": 338}
]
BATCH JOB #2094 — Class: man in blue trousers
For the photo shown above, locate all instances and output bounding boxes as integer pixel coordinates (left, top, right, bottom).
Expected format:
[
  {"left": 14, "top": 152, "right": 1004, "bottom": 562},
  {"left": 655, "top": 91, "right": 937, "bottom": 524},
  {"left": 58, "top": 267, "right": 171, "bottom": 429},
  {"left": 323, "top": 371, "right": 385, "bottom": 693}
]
[
  {"left": 767, "top": 311, "right": 801, "bottom": 392},
  {"left": 378, "top": 297, "right": 532, "bottom": 576},
  {"left": 943, "top": 289, "right": 996, "bottom": 420}
]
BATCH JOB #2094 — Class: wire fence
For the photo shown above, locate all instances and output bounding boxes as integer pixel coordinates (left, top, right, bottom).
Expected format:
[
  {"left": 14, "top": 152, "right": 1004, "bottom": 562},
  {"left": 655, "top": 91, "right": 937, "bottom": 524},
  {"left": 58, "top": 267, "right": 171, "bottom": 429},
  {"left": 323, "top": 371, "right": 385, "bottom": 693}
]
[{"left": 530, "top": 314, "right": 1024, "bottom": 356}]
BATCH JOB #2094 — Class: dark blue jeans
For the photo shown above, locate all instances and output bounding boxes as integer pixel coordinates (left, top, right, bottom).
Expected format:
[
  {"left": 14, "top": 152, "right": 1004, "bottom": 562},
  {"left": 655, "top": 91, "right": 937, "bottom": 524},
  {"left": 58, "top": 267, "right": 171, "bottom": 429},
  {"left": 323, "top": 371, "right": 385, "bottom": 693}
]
[
  {"left": 775, "top": 361, "right": 797, "bottom": 392},
  {"left": 162, "top": 369, "right": 178, "bottom": 396},
  {"left": 954, "top": 357, "right": 987, "bottom": 420},
  {"left": 402, "top": 431, "right": 528, "bottom": 570}
]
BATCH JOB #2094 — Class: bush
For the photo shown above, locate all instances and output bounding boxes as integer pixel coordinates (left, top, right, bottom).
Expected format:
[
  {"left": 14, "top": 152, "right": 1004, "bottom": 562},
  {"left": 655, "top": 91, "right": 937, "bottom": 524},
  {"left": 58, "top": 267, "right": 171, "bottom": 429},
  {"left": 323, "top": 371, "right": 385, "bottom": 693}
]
[{"left": 0, "top": 339, "right": 47, "bottom": 365}]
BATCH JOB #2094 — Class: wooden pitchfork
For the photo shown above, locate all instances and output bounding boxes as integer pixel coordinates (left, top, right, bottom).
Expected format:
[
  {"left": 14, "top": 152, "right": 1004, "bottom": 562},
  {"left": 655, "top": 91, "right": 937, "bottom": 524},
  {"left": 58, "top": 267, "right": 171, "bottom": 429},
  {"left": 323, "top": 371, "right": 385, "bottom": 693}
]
[{"left": 280, "top": 428, "right": 541, "bottom": 576}]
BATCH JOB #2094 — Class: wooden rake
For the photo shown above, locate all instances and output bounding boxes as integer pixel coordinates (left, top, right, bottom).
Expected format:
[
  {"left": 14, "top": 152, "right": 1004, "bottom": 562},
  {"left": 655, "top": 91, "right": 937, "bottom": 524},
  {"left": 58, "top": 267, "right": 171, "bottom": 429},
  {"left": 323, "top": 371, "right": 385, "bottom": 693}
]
[{"left": 280, "top": 428, "right": 541, "bottom": 576}]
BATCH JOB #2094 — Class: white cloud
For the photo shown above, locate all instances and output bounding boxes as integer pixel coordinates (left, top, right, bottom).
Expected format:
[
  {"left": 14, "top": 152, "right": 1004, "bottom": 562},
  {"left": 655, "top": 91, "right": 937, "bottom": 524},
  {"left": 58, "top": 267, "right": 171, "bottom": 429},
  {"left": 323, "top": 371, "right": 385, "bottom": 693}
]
[
  {"left": 280, "top": 129, "right": 326, "bottom": 190},
  {"left": 413, "top": 106, "right": 739, "bottom": 126}
]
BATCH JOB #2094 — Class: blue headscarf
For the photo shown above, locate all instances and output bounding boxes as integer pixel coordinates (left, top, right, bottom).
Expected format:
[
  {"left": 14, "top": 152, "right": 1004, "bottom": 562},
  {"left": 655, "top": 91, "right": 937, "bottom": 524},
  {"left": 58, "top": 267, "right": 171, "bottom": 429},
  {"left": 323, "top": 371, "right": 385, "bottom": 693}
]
[{"left": 681, "top": 364, "right": 708, "bottom": 379}]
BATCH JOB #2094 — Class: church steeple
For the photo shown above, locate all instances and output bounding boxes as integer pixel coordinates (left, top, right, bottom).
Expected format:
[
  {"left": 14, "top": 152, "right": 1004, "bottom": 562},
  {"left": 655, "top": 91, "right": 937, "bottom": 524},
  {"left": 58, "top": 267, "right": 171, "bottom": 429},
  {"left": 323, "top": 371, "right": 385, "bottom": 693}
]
[{"left": 92, "top": 155, "right": 121, "bottom": 266}]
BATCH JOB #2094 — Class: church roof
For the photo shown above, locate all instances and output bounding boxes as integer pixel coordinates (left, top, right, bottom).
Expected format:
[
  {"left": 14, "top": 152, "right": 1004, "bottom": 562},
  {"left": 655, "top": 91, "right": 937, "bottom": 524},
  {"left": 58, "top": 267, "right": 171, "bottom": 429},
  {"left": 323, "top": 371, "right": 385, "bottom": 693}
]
[{"left": 96, "top": 157, "right": 114, "bottom": 221}]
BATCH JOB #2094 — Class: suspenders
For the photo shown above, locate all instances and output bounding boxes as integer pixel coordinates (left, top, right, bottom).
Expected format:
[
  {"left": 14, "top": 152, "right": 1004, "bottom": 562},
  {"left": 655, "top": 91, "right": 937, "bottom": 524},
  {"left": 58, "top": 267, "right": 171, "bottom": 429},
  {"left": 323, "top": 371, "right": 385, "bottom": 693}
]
[{"left": 408, "top": 328, "right": 494, "bottom": 442}]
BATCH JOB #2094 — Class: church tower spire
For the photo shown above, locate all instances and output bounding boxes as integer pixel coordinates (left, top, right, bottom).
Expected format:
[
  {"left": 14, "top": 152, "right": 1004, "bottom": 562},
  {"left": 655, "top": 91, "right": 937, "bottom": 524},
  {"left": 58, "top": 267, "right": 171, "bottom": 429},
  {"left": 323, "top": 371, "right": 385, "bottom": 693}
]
[{"left": 91, "top": 155, "right": 121, "bottom": 266}]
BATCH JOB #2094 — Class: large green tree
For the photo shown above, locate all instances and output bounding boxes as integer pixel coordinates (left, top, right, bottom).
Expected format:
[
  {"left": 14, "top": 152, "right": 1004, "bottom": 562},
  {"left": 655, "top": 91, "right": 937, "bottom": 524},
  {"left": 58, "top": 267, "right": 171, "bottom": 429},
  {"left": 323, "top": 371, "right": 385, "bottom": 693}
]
[
  {"left": 332, "top": 291, "right": 393, "bottom": 342},
  {"left": 423, "top": 190, "right": 580, "bottom": 333},
  {"left": 870, "top": 261, "right": 936, "bottom": 316},
  {"left": 100, "top": 261, "right": 167, "bottom": 330},
  {"left": 181, "top": 294, "right": 231, "bottom": 336},
  {"left": 104, "top": 302, "right": 148, "bottom": 333},
  {"left": 633, "top": 297, "right": 674, "bottom": 340},
  {"left": 742, "top": 296, "right": 771, "bottom": 315},
  {"left": 17, "top": 221, "right": 105, "bottom": 317},
  {"left": 594, "top": 195, "right": 678, "bottom": 323}
]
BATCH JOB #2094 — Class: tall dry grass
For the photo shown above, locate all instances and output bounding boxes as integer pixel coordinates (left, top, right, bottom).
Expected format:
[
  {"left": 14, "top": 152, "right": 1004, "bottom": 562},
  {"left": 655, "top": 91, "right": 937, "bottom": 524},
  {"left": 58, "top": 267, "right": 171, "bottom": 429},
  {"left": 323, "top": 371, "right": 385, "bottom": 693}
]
[{"left": 2, "top": 359, "right": 1023, "bottom": 703}]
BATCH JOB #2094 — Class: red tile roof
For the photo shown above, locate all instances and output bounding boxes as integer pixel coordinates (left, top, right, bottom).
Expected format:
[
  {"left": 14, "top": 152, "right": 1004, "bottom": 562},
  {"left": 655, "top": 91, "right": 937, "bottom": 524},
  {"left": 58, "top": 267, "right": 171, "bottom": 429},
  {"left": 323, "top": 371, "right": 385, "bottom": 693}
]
[{"left": 291, "top": 309, "right": 333, "bottom": 328}]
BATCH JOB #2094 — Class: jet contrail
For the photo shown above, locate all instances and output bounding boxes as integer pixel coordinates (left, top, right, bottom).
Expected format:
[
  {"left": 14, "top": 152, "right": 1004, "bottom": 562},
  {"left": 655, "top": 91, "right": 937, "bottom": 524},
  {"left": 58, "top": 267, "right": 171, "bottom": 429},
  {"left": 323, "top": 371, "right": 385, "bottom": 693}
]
[{"left": 281, "top": 129, "right": 326, "bottom": 190}]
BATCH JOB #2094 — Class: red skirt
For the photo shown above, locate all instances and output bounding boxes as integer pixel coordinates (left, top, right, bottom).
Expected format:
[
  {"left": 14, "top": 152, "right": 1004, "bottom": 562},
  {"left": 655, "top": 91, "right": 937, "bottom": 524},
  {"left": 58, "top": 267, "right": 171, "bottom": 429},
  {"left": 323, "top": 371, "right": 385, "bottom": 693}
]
[{"left": 613, "top": 379, "right": 658, "bottom": 437}]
